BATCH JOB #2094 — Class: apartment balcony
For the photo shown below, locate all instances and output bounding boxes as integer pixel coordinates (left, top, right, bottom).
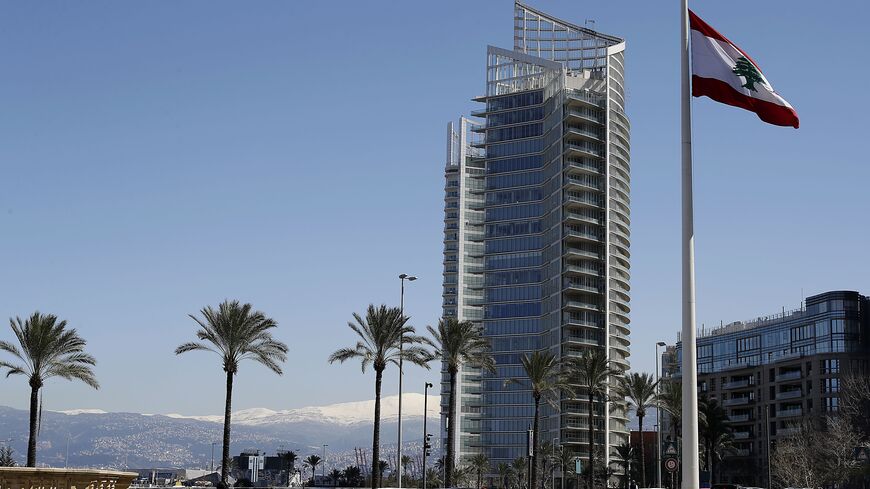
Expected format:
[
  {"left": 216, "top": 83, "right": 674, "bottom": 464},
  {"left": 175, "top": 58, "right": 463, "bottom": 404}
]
[
  {"left": 565, "top": 264, "right": 600, "bottom": 277},
  {"left": 564, "top": 193, "right": 603, "bottom": 208},
  {"left": 723, "top": 397, "right": 752, "bottom": 407},
  {"left": 565, "top": 108, "right": 604, "bottom": 124},
  {"left": 564, "top": 335, "right": 601, "bottom": 347},
  {"left": 778, "top": 407, "right": 803, "bottom": 418},
  {"left": 564, "top": 226, "right": 602, "bottom": 242},
  {"left": 0, "top": 468, "right": 137, "bottom": 489},
  {"left": 728, "top": 414, "right": 752, "bottom": 423},
  {"left": 566, "top": 159, "right": 602, "bottom": 174},
  {"left": 566, "top": 90, "right": 606, "bottom": 108},
  {"left": 777, "top": 427, "right": 800, "bottom": 437},
  {"left": 564, "top": 300, "right": 600, "bottom": 312},
  {"left": 723, "top": 379, "right": 752, "bottom": 390},
  {"left": 564, "top": 280, "right": 599, "bottom": 294},
  {"left": 776, "top": 370, "right": 802, "bottom": 382},
  {"left": 733, "top": 431, "right": 752, "bottom": 440},
  {"left": 565, "top": 143, "right": 603, "bottom": 158},
  {"left": 564, "top": 211, "right": 600, "bottom": 225},
  {"left": 733, "top": 449, "right": 752, "bottom": 457},
  {"left": 776, "top": 389, "right": 803, "bottom": 400},
  {"left": 566, "top": 126, "right": 604, "bottom": 142}
]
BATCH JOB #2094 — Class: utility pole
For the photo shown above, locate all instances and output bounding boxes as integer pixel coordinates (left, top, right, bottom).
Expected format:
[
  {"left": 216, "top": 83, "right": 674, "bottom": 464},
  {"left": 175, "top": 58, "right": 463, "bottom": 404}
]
[{"left": 423, "top": 382, "right": 433, "bottom": 489}]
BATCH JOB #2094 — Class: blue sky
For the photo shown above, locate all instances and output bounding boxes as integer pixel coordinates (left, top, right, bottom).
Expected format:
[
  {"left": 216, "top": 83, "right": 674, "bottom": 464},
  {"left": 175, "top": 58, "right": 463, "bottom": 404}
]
[{"left": 1, "top": 1, "right": 867, "bottom": 415}]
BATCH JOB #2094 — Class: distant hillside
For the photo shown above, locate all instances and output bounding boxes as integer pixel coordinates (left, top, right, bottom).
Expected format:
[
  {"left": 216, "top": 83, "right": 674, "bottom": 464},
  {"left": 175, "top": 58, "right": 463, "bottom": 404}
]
[{"left": 0, "top": 394, "right": 440, "bottom": 469}]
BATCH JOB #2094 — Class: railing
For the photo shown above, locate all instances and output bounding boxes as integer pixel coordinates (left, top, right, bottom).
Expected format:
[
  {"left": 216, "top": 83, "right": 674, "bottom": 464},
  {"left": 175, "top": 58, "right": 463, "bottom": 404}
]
[
  {"left": 776, "top": 389, "right": 803, "bottom": 400},
  {"left": 733, "top": 431, "right": 751, "bottom": 440},
  {"left": 723, "top": 397, "right": 752, "bottom": 407},
  {"left": 777, "top": 427, "right": 801, "bottom": 437},
  {"left": 0, "top": 468, "right": 137, "bottom": 489},
  {"left": 776, "top": 370, "right": 802, "bottom": 382},
  {"left": 733, "top": 449, "right": 752, "bottom": 457},
  {"left": 723, "top": 379, "right": 751, "bottom": 390},
  {"left": 778, "top": 408, "right": 803, "bottom": 418},
  {"left": 728, "top": 414, "right": 751, "bottom": 423}
]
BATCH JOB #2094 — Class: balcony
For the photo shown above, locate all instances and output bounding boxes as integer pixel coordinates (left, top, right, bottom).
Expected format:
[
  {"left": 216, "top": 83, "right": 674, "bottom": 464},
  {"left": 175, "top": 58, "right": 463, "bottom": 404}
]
[
  {"left": 728, "top": 414, "right": 752, "bottom": 423},
  {"left": 776, "top": 389, "right": 803, "bottom": 400},
  {"left": 565, "top": 264, "right": 600, "bottom": 276},
  {"left": 776, "top": 370, "right": 802, "bottom": 382},
  {"left": 565, "top": 300, "right": 600, "bottom": 311},
  {"left": 723, "top": 379, "right": 752, "bottom": 390},
  {"left": 777, "top": 427, "right": 800, "bottom": 437},
  {"left": 733, "top": 449, "right": 752, "bottom": 457},
  {"left": 733, "top": 431, "right": 751, "bottom": 440},
  {"left": 778, "top": 407, "right": 803, "bottom": 418},
  {"left": 723, "top": 397, "right": 752, "bottom": 407},
  {"left": 0, "top": 468, "right": 137, "bottom": 489}
]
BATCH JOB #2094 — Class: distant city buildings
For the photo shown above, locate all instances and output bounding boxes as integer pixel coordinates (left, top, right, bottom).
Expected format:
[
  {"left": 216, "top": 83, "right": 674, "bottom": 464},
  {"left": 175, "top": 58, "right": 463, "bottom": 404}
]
[
  {"left": 668, "top": 290, "right": 870, "bottom": 486},
  {"left": 441, "top": 1, "right": 631, "bottom": 468}
]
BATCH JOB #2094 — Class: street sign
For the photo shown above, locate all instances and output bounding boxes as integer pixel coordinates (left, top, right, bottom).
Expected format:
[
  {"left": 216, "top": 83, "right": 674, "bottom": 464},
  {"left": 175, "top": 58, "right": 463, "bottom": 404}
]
[
  {"left": 574, "top": 458, "right": 583, "bottom": 474},
  {"left": 663, "top": 441, "right": 679, "bottom": 457},
  {"left": 664, "top": 458, "right": 679, "bottom": 473}
]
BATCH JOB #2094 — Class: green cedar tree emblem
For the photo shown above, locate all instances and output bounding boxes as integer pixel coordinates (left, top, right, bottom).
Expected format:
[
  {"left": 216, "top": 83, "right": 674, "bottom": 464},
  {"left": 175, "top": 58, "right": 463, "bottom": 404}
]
[{"left": 732, "top": 56, "right": 764, "bottom": 91}]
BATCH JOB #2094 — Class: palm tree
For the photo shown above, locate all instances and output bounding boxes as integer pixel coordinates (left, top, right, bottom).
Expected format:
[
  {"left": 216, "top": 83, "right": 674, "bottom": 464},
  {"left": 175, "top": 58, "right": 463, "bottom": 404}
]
[
  {"left": 329, "top": 468, "right": 343, "bottom": 487},
  {"left": 563, "top": 349, "right": 621, "bottom": 489},
  {"left": 426, "top": 467, "right": 443, "bottom": 489},
  {"left": 344, "top": 466, "right": 363, "bottom": 487},
  {"left": 426, "top": 317, "right": 495, "bottom": 487},
  {"left": 699, "top": 396, "right": 732, "bottom": 484},
  {"left": 0, "top": 312, "right": 99, "bottom": 467},
  {"left": 282, "top": 451, "right": 299, "bottom": 485},
  {"left": 510, "top": 457, "right": 527, "bottom": 489},
  {"left": 508, "top": 351, "right": 568, "bottom": 489},
  {"left": 617, "top": 372, "right": 658, "bottom": 487},
  {"left": 401, "top": 454, "right": 413, "bottom": 481},
  {"left": 175, "top": 300, "right": 288, "bottom": 489},
  {"left": 467, "top": 453, "right": 490, "bottom": 489},
  {"left": 329, "top": 304, "right": 432, "bottom": 489},
  {"left": 656, "top": 380, "right": 682, "bottom": 441},
  {"left": 496, "top": 463, "right": 511, "bottom": 489},
  {"left": 612, "top": 442, "right": 634, "bottom": 489},
  {"left": 306, "top": 454, "right": 322, "bottom": 484}
]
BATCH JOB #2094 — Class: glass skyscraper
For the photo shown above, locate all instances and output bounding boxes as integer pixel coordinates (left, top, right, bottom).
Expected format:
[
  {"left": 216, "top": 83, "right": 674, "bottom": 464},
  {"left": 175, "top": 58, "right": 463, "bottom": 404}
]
[{"left": 441, "top": 2, "right": 631, "bottom": 468}]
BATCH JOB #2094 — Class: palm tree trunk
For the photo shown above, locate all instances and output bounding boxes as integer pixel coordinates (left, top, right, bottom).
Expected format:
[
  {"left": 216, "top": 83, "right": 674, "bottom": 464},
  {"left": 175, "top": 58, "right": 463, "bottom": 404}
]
[
  {"left": 27, "top": 384, "right": 39, "bottom": 467},
  {"left": 587, "top": 392, "right": 594, "bottom": 489},
  {"left": 220, "top": 370, "right": 234, "bottom": 489},
  {"left": 532, "top": 395, "right": 540, "bottom": 489},
  {"left": 372, "top": 368, "right": 383, "bottom": 489},
  {"left": 638, "top": 413, "right": 645, "bottom": 488},
  {"left": 446, "top": 367, "right": 458, "bottom": 488}
]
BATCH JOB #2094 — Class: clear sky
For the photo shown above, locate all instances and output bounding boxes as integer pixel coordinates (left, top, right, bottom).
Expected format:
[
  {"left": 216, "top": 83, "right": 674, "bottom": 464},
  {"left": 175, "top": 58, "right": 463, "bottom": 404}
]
[{"left": 1, "top": 1, "right": 867, "bottom": 415}]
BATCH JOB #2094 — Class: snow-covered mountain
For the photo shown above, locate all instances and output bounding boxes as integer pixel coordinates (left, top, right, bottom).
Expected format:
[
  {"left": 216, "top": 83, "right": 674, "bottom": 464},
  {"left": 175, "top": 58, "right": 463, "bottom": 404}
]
[
  {"left": 161, "top": 393, "right": 439, "bottom": 427},
  {"left": 0, "top": 394, "right": 441, "bottom": 468}
]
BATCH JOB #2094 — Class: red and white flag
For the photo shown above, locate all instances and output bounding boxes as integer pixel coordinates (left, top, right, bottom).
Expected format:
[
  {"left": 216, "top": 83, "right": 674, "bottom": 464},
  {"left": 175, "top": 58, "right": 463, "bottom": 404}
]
[{"left": 690, "top": 10, "right": 799, "bottom": 128}]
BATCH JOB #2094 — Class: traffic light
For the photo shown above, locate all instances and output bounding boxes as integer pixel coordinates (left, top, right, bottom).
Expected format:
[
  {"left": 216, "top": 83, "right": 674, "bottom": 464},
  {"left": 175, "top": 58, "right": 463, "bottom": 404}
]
[{"left": 424, "top": 433, "right": 433, "bottom": 457}]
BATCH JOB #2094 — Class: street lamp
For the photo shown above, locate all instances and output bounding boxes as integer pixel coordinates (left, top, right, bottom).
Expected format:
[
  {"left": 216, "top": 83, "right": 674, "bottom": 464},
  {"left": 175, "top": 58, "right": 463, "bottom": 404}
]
[
  {"left": 397, "top": 273, "right": 417, "bottom": 489},
  {"left": 422, "top": 382, "right": 434, "bottom": 489},
  {"left": 655, "top": 341, "right": 667, "bottom": 488}
]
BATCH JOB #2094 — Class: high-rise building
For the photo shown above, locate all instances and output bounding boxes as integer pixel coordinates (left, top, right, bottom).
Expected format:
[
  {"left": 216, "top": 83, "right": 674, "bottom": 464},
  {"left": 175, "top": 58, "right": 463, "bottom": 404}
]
[
  {"left": 669, "top": 290, "right": 870, "bottom": 486},
  {"left": 441, "top": 2, "right": 631, "bottom": 468}
]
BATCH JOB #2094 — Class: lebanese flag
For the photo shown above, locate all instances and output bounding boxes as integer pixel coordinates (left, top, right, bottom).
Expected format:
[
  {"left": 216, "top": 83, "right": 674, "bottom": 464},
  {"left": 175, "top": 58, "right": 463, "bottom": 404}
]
[{"left": 690, "top": 10, "right": 799, "bottom": 128}]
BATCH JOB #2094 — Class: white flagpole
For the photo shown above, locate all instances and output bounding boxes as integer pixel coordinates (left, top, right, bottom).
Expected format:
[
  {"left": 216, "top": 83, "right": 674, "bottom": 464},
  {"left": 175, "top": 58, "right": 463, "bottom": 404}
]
[{"left": 680, "top": 1, "right": 701, "bottom": 489}]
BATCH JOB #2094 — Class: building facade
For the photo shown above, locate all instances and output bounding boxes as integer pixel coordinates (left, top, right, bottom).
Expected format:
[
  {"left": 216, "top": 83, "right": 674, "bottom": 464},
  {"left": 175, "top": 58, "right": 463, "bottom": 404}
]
[
  {"left": 441, "top": 2, "right": 631, "bottom": 468},
  {"left": 671, "top": 290, "right": 870, "bottom": 485}
]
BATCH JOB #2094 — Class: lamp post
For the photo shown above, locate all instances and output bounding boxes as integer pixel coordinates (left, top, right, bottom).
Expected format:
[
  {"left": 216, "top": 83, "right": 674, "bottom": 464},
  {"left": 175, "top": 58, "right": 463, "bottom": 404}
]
[
  {"left": 397, "top": 273, "right": 417, "bottom": 489},
  {"left": 322, "top": 444, "right": 328, "bottom": 480},
  {"left": 423, "top": 382, "right": 433, "bottom": 489},
  {"left": 212, "top": 442, "right": 219, "bottom": 472},
  {"left": 655, "top": 341, "right": 666, "bottom": 488}
]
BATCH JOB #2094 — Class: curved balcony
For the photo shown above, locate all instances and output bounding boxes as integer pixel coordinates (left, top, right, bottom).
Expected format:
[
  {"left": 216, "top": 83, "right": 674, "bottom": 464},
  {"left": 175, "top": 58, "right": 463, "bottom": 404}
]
[
  {"left": 566, "top": 159, "right": 602, "bottom": 175},
  {"left": 564, "top": 226, "right": 602, "bottom": 243},
  {"left": 565, "top": 108, "right": 604, "bottom": 125},
  {"left": 564, "top": 247, "right": 600, "bottom": 260},
  {"left": 564, "top": 300, "right": 601, "bottom": 312},
  {"left": 564, "top": 193, "right": 603, "bottom": 209},
  {"left": 565, "top": 264, "right": 601, "bottom": 277},
  {"left": 565, "top": 143, "right": 603, "bottom": 159},
  {"left": 566, "top": 126, "right": 604, "bottom": 143}
]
